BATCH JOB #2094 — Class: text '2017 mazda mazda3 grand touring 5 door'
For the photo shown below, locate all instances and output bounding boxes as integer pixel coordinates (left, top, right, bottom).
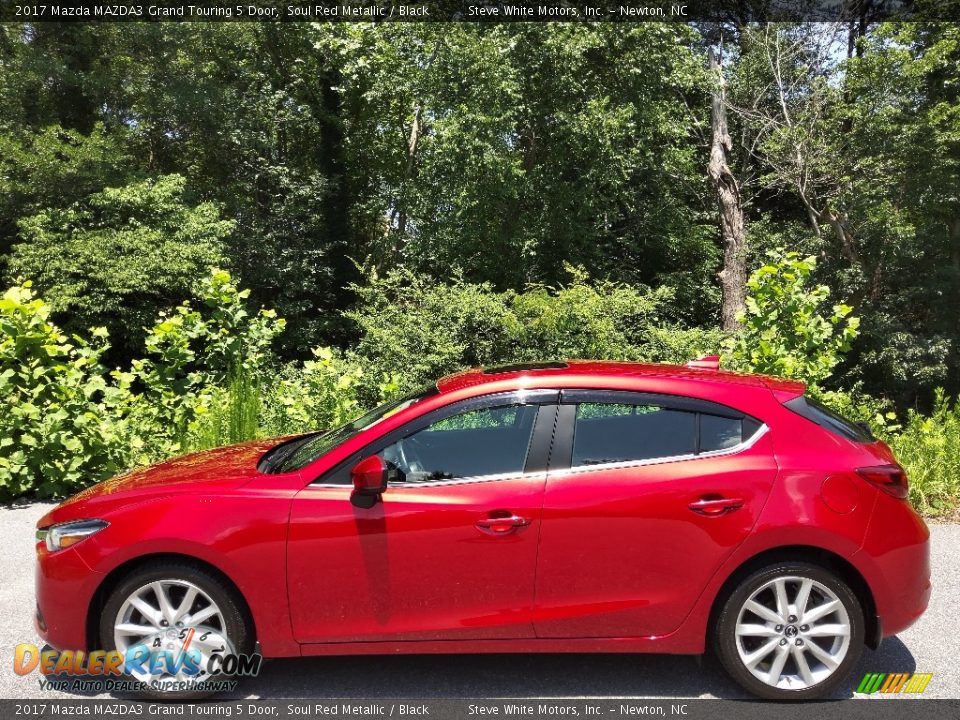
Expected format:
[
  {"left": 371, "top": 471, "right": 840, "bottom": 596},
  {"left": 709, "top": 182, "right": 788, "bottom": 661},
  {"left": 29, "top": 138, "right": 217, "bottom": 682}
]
[{"left": 34, "top": 359, "right": 930, "bottom": 699}]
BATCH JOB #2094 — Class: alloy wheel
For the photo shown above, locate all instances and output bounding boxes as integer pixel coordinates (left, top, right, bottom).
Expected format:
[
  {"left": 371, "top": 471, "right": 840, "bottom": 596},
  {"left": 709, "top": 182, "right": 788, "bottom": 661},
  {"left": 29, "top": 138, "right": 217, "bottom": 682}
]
[
  {"left": 113, "top": 579, "right": 231, "bottom": 686},
  {"left": 734, "top": 575, "right": 851, "bottom": 691}
]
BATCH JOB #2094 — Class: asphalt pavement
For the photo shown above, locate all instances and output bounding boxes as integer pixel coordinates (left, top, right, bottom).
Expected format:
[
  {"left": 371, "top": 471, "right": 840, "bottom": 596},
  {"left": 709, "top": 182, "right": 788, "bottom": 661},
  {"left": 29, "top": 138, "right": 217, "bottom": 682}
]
[{"left": 1, "top": 501, "right": 957, "bottom": 700}]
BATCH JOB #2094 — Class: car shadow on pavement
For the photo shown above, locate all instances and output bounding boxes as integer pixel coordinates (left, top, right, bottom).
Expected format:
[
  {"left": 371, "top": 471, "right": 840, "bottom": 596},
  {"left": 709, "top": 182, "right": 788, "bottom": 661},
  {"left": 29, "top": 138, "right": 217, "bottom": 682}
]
[
  {"left": 234, "top": 653, "right": 745, "bottom": 699},
  {"left": 841, "top": 636, "right": 917, "bottom": 697},
  {"left": 232, "top": 636, "right": 918, "bottom": 701},
  {"left": 43, "top": 637, "right": 917, "bottom": 701}
]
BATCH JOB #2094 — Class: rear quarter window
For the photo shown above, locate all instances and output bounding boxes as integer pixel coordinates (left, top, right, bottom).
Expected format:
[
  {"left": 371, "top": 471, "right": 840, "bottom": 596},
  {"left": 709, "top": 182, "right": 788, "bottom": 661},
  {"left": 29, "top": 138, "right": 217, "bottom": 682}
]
[{"left": 784, "top": 396, "right": 874, "bottom": 443}]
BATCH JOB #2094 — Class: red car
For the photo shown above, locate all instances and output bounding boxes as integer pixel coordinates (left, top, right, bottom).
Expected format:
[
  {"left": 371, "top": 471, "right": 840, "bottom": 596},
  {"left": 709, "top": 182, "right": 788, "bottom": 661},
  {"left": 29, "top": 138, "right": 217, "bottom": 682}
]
[{"left": 35, "top": 359, "right": 930, "bottom": 700}]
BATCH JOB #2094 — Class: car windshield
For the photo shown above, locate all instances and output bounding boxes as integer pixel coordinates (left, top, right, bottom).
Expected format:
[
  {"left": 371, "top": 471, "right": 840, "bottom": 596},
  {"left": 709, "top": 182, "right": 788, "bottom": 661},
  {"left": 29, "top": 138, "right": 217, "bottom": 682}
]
[{"left": 270, "top": 385, "right": 439, "bottom": 473}]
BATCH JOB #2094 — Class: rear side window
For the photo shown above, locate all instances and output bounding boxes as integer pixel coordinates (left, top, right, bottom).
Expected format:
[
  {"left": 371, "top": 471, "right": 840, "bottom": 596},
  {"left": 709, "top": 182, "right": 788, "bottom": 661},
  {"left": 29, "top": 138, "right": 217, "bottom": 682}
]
[
  {"left": 784, "top": 396, "right": 873, "bottom": 443},
  {"left": 571, "top": 402, "right": 763, "bottom": 467},
  {"left": 573, "top": 403, "right": 696, "bottom": 465}
]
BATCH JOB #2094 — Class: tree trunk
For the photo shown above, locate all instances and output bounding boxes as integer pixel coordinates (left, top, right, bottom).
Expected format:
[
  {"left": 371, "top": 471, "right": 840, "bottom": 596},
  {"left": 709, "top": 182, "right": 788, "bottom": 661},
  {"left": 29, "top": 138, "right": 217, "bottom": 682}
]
[
  {"left": 707, "top": 48, "right": 747, "bottom": 331},
  {"left": 395, "top": 104, "right": 423, "bottom": 239},
  {"left": 950, "top": 216, "right": 960, "bottom": 273}
]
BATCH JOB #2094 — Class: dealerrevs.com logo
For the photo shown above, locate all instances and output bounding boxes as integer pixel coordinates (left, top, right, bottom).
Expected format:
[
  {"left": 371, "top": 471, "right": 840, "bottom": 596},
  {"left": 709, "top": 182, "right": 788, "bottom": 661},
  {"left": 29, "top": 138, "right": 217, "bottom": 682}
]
[
  {"left": 856, "top": 672, "right": 934, "bottom": 695},
  {"left": 14, "top": 633, "right": 262, "bottom": 693}
]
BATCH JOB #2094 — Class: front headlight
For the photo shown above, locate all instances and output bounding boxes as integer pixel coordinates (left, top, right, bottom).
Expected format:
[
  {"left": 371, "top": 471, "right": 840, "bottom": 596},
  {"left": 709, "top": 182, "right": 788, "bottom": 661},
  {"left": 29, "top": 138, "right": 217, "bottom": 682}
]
[{"left": 37, "top": 519, "right": 109, "bottom": 552}]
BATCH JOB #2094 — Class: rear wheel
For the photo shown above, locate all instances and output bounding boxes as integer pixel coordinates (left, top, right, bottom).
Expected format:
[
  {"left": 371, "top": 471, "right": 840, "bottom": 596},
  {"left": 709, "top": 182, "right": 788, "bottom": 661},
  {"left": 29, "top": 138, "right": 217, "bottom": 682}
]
[
  {"left": 99, "top": 560, "right": 252, "bottom": 699},
  {"left": 713, "top": 562, "right": 864, "bottom": 700}
]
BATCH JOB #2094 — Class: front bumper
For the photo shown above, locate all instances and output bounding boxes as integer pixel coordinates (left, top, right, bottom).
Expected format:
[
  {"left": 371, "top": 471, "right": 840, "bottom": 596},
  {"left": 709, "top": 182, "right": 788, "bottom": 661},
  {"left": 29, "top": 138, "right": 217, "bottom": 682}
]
[{"left": 34, "top": 541, "right": 104, "bottom": 651}]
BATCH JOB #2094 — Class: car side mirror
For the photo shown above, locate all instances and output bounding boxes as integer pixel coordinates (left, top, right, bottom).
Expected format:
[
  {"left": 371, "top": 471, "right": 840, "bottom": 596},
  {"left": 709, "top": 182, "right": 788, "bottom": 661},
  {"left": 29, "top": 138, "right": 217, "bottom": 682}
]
[{"left": 350, "top": 455, "right": 387, "bottom": 508}]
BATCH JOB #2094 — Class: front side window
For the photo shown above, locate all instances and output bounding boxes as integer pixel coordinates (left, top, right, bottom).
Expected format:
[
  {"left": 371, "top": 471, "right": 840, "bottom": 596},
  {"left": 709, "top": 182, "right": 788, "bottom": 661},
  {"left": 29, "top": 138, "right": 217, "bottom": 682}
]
[
  {"left": 265, "top": 385, "right": 438, "bottom": 473},
  {"left": 381, "top": 404, "right": 539, "bottom": 483}
]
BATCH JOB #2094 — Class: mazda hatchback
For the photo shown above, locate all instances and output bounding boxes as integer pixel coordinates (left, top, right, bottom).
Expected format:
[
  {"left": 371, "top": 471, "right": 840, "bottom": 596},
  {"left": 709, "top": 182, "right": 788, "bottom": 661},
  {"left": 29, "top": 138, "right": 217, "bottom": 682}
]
[{"left": 35, "top": 359, "right": 930, "bottom": 700}]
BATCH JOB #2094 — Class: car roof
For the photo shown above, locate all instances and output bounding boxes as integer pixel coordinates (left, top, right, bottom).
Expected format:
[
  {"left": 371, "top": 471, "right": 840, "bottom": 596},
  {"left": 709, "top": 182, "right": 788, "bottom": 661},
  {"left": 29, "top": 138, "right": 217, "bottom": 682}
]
[{"left": 435, "top": 359, "right": 804, "bottom": 397}]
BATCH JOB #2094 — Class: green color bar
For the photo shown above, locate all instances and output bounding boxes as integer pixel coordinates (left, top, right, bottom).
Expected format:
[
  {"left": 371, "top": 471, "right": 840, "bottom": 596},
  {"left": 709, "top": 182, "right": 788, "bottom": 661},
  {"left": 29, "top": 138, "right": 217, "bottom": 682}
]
[{"left": 856, "top": 673, "right": 886, "bottom": 693}]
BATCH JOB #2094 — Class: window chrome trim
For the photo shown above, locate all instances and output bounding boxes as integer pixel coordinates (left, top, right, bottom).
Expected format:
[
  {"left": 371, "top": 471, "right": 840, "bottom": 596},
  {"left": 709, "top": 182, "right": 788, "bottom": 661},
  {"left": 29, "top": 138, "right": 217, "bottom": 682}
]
[
  {"left": 389, "top": 470, "right": 547, "bottom": 488},
  {"left": 310, "top": 425, "right": 767, "bottom": 489},
  {"left": 308, "top": 471, "right": 546, "bottom": 490},
  {"left": 553, "top": 422, "right": 769, "bottom": 478}
]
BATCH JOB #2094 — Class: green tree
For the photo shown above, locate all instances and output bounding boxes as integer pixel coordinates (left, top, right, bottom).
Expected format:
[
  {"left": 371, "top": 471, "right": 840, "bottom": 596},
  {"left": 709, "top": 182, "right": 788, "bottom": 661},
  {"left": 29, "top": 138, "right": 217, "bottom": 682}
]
[
  {"left": 7, "top": 175, "right": 232, "bottom": 354},
  {"left": 327, "top": 23, "right": 717, "bottom": 318},
  {"left": 726, "top": 22, "right": 960, "bottom": 405}
]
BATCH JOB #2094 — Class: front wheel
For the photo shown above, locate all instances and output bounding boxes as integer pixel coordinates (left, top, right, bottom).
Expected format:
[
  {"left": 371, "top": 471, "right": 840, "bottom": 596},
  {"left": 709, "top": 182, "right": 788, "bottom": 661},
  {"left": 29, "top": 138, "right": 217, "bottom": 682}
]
[
  {"left": 713, "top": 562, "right": 864, "bottom": 700},
  {"left": 99, "top": 560, "right": 253, "bottom": 699}
]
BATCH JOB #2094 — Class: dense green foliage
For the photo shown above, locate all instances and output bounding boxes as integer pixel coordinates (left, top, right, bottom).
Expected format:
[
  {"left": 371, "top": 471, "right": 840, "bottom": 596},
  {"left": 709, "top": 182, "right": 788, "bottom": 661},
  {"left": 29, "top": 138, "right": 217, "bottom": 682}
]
[
  {"left": 0, "top": 271, "right": 287, "bottom": 498},
  {"left": 2, "top": 22, "right": 957, "bottom": 404},
  {"left": 0, "top": 269, "right": 716, "bottom": 500},
  {"left": 1, "top": 22, "right": 959, "bottom": 515},
  {"left": 726, "top": 22, "right": 960, "bottom": 404},
  {"left": 2, "top": 268, "right": 958, "bottom": 516},
  {"left": 887, "top": 391, "right": 960, "bottom": 516},
  {"left": 10, "top": 175, "right": 232, "bottom": 354},
  {"left": 346, "top": 266, "right": 720, "bottom": 396},
  {"left": 0, "top": 282, "right": 128, "bottom": 498}
]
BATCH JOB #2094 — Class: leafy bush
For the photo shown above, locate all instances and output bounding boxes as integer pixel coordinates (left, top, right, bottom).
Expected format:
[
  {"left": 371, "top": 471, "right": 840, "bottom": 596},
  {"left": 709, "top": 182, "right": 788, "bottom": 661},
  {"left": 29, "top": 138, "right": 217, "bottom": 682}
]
[
  {"left": 184, "top": 367, "right": 261, "bottom": 453},
  {"left": 0, "top": 283, "right": 129, "bottom": 500},
  {"left": 886, "top": 390, "right": 960, "bottom": 517},
  {"left": 259, "top": 348, "right": 366, "bottom": 438},
  {"left": 347, "top": 265, "right": 722, "bottom": 396},
  {"left": 725, "top": 251, "right": 859, "bottom": 386},
  {"left": 125, "top": 269, "right": 285, "bottom": 464},
  {"left": 3, "top": 265, "right": 959, "bottom": 519}
]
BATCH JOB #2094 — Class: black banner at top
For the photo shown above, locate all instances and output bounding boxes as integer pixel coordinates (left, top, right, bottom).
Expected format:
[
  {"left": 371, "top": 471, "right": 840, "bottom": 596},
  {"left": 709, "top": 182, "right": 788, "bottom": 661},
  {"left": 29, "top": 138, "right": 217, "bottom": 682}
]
[{"left": 2, "top": 1, "right": 960, "bottom": 23}]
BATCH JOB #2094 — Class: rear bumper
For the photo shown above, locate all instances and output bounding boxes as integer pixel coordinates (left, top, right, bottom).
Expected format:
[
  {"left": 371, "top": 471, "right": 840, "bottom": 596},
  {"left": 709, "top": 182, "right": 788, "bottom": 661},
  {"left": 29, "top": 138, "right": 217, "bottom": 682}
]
[{"left": 856, "top": 493, "right": 931, "bottom": 638}]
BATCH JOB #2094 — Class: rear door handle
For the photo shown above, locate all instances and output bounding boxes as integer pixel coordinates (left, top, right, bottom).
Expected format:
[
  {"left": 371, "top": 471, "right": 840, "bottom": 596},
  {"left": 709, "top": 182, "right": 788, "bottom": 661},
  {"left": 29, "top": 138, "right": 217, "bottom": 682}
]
[
  {"left": 476, "top": 513, "right": 530, "bottom": 536},
  {"left": 688, "top": 497, "right": 743, "bottom": 516}
]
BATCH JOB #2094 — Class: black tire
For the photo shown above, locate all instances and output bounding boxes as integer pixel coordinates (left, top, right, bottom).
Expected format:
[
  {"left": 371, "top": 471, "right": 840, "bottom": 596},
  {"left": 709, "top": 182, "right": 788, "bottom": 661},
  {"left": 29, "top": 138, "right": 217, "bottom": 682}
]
[
  {"left": 99, "top": 560, "right": 253, "bottom": 700},
  {"left": 712, "top": 561, "right": 864, "bottom": 701}
]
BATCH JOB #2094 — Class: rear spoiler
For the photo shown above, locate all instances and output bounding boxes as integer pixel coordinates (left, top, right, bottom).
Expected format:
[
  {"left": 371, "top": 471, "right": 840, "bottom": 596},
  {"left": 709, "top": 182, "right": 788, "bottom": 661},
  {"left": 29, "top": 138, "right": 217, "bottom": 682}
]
[
  {"left": 685, "top": 355, "right": 721, "bottom": 371},
  {"left": 685, "top": 355, "right": 806, "bottom": 400}
]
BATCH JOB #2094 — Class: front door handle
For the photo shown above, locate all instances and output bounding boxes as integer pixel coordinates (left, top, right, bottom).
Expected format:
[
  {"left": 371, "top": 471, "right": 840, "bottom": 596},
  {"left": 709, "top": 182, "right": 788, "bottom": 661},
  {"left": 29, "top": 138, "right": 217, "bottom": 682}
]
[
  {"left": 688, "top": 497, "right": 744, "bottom": 516},
  {"left": 476, "top": 513, "right": 530, "bottom": 536}
]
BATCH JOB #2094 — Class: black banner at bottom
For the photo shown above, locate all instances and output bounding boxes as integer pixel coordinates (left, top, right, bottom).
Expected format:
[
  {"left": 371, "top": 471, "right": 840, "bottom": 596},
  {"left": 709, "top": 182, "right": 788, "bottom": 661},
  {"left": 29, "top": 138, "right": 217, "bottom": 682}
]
[{"left": 2, "top": 699, "right": 959, "bottom": 720}]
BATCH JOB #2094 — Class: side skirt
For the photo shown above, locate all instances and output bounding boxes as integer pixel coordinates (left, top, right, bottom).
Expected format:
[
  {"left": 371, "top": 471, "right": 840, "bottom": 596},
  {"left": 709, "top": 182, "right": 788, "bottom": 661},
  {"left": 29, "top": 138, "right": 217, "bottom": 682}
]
[{"left": 297, "top": 635, "right": 697, "bottom": 658}]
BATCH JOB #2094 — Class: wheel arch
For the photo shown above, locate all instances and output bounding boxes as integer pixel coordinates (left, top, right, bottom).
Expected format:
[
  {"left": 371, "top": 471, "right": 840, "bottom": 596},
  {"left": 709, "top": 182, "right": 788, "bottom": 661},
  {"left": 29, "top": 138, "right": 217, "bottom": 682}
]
[
  {"left": 85, "top": 552, "right": 257, "bottom": 652},
  {"left": 706, "top": 545, "right": 880, "bottom": 650}
]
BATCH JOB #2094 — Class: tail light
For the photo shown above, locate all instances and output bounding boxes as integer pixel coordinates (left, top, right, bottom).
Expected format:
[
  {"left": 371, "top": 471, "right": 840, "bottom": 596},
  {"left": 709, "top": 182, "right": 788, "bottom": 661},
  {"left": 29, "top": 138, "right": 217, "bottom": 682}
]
[{"left": 857, "top": 465, "right": 909, "bottom": 499}]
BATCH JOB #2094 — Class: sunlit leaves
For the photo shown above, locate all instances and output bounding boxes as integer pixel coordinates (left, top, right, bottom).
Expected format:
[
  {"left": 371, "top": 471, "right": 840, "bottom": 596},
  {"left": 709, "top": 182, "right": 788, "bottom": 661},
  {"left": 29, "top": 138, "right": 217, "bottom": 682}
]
[{"left": 725, "top": 251, "right": 859, "bottom": 386}]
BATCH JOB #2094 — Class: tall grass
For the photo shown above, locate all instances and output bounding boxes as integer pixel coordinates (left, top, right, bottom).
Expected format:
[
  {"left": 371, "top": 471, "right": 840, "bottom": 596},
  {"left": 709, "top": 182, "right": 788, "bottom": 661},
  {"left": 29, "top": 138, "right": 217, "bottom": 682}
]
[
  {"left": 186, "top": 367, "right": 261, "bottom": 452},
  {"left": 887, "top": 390, "right": 960, "bottom": 518}
]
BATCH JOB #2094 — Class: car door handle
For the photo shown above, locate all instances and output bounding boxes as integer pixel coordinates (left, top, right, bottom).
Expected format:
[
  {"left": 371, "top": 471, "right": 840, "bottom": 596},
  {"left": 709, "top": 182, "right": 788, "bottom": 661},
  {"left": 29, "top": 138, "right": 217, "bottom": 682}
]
[
  {"left": 475, "top": 513, "right": 530, "bottom": 536},
  {"left": 688, "top": 497, "right": 744, "bottom": 516}
]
